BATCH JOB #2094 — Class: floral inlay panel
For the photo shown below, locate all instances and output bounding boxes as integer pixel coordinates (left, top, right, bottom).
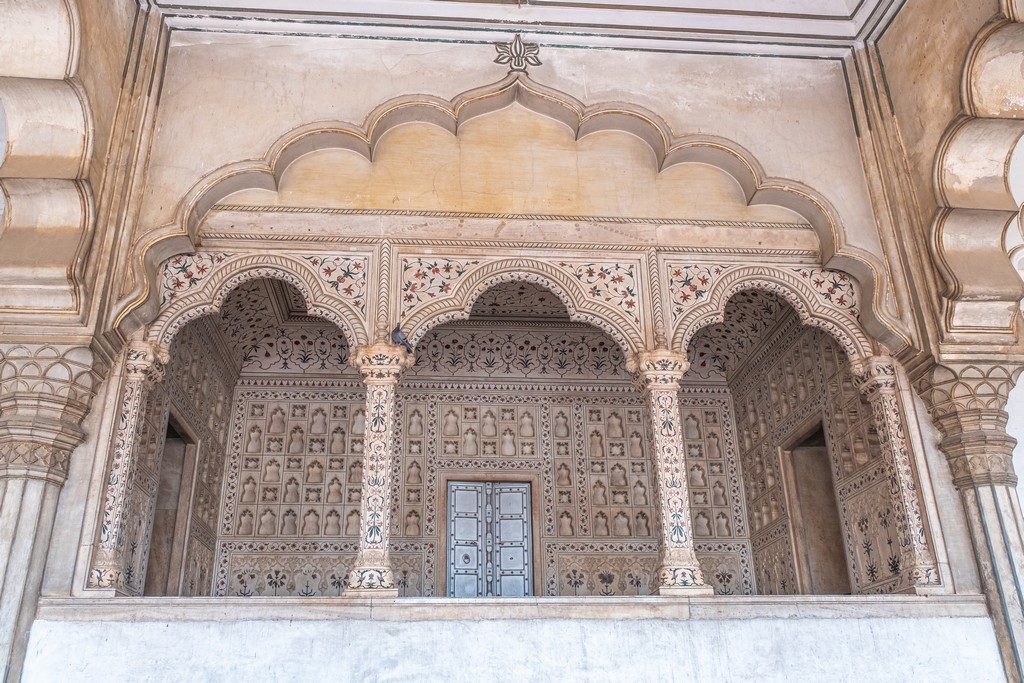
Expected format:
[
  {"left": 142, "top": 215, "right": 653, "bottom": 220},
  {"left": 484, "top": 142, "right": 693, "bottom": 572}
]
[
  {"left": 666, "top": 263, "right": 733, "bottom": 322},
  {"left": 302, "top": 254, "right": 367, "bottom": 311},
  {"left": 556, "top": 261, "right": 640, "bottom": 321},
  {"left": 792, "top": 267, "right": 859, "bottom": 317},
  {"left": 159, "top": 252, "right": 232, "bottom": 306},
  {"left": 400, "top": 256, "right": 484, "bottom": 317}
]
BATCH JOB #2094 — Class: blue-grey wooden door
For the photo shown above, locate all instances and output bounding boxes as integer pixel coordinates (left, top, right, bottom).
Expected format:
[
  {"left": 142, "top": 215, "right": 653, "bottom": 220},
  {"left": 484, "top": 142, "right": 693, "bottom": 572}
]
[{"left": 447, "top": 481, "right": 532, "bottom": 597}]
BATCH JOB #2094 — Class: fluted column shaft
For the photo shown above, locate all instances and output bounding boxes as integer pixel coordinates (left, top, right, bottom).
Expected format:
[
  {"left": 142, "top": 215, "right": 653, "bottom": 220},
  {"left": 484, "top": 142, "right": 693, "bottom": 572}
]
[
  {"left": 0, "top": 343, "right": 96, "bottom": 680},
  {"left": 920, "top": 362, "right": 1024, "bottom": 682}
]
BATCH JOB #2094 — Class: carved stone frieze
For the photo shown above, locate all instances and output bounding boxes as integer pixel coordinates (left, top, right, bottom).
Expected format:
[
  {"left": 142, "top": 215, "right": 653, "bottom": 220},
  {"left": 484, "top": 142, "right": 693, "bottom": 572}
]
[
  {"left": 150, "top": 252, "right": 370, "bottom": 354},
  {"left": 667, "top": 262, "right": 872, "bottom": 365},
  {"left": 399, "top": 256, "right": 643, "bottom": 354}
]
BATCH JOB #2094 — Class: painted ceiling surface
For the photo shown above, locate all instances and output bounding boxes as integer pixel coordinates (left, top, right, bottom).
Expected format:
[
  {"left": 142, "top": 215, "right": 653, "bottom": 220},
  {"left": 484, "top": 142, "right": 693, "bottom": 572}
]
[
  {"left": 686, "top": 290, "right": 795, "bottom": 381},
  {"left": 217, "top": 279, "right": 353, "bottom": 374}
]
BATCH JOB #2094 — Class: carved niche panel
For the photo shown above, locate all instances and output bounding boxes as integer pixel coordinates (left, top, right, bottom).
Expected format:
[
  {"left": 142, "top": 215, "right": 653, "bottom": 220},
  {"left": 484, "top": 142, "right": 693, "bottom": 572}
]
[
  {"left": 219, "top": 388, "right": 368, "bottom": 543},
  {"left": 121, "top": 318, "right": 235, "bottom": 596},
  {"left": 730, "top": 319, "right": 897, "bottom": 595},
  {"left": 394, "top": 335, "right": 754, "bottom": 597}
]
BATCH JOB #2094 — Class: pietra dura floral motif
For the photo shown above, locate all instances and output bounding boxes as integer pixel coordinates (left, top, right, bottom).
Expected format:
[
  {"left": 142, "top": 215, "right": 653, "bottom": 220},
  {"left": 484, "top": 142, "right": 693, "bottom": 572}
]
[
  {"left": 401, "top": 257, "right": 483, "bottom": 316},
  {"left": 559, "top": 261, "right": 640, "bottom": 321},
  {"left": 160, "top": 252, "right": 232, "bottom": 306},
  {"left": 685, "top": 290, "right": 788, "bottom": 381}
]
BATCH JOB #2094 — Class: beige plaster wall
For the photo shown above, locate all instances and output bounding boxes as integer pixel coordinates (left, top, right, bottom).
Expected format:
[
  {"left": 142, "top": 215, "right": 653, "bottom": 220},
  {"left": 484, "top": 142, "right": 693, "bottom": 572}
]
[
  {"left": 877, "top": 0, "right": 999, "bottom": 228},
  {"left": 230, "top": 109, "right": 802, "bottom": 225},
  {"left": 137, "top": 34, "right": 881, "bottom": 257}
]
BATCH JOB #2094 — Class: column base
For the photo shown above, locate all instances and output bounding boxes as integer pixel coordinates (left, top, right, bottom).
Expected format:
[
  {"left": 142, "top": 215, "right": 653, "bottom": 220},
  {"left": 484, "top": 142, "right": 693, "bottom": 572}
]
[{"left": 655, "top": 585, "right": 715, "bottom": 597}]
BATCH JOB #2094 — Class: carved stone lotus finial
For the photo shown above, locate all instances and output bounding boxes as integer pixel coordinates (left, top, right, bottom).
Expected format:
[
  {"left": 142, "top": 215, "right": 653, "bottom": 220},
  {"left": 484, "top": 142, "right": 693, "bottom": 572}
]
[{"left": 495, "top": 34, "right": 541, "bottom": 73}]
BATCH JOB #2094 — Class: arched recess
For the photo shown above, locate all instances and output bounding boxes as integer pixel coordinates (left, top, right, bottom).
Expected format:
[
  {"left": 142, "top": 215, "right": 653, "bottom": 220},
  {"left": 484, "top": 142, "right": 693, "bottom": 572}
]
[
  {"left": 671, "top": 266, "right": 874, "bottom": 363},
  {"left": 145, "top": 253, "right": 369, "bottom": 351},
  {"left": 401, "top": 259, "right": 642, "bottom": 356},
  {"left": 113, "top": 70, "right": 901, "bottom": 351}
]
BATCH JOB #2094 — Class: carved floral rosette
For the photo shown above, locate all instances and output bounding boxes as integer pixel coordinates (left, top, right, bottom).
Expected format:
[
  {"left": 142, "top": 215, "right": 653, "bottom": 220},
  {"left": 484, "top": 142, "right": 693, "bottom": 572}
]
[
  {"left": 852, "top": 356, "right": 939, "bottom": 588},
  {"left": 346, "top": 343, "right": 414, "bottom": 591}
]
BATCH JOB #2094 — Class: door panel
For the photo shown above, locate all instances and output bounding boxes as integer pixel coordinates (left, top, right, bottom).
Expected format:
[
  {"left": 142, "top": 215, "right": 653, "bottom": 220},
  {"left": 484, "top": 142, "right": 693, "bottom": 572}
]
[
  {"left": 448, "top": 482, "right": 486, "bottom": 598},
  {"left": 447, "top": 481, "right": 532, "bottom": 597}
]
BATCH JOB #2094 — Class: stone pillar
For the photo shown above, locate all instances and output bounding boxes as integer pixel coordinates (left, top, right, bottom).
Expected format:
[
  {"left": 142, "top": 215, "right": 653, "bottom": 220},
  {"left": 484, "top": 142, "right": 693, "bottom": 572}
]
[
  {"left": 919, "top": 362, "right": 1024, "bottom": 682},
  {"left": 851, "top": 356, "right": 941, "bottom": 591},
  {"left": 631, "top": 350, "right": 713, "bottom": 596},
  {"left": 344, "top": 343, "right": 414, "bottom": 596},
  {"left": 87, "top": 341, "right": 168, "bottom": 592},
  {"left": 0, "top": 343, "right": 96, "bottom": 679}
]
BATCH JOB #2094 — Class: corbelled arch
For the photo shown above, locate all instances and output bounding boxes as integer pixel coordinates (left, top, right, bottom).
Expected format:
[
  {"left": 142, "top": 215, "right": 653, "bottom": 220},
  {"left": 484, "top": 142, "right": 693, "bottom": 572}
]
[
  {"left": 401, "top": 259, "right": 642, "bottom": 356},
  {"left": 113, "top": 70, "right": 901, "bottom": 352},
  {"left": 146, "top": 253, "right": 369, "bottom": 351},
  {"left": 671, "top": 265, "right": 874, "bottom": 363}
]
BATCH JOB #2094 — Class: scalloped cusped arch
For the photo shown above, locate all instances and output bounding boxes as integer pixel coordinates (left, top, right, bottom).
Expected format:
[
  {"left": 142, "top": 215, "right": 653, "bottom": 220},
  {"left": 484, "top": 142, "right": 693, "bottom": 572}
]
[
  {"left": 401, "top": 258, "right": 643, "bottom": 356},
  {"left": 146, "top": 253, "right": 370, "bottom": 351},
  {"left": 671, "top": 265, "right": 874, "bottom": 363},
  {"left": 117, "top": 70, "right": 900, "bottom": 352}
]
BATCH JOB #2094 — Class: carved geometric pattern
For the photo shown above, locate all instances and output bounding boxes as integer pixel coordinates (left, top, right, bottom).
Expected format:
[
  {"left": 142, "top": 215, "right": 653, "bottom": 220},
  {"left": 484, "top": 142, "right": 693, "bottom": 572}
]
[
  {"left": 544, "top": 541, "right": 751, "bottom": 596},
  {"left": 469, "top": 281, "right": 571, "bottom": 319},
  {"left": 410, "top": 323, "right": 629, "bottom": 381},
  {"left": 731, "top": 319, "right": 907, "bottom": 594},
  {"left": 214, "top": 540, "right": 434, "bottom": 596},
  {"left": 216, "top": 279, "right": 353, "bottom": 375},
  {"left": 92, "top": 319, "right": 235, "bottom": 594},
  {"left": 685, "top": 290, "right": 789, "bottom": 381}
]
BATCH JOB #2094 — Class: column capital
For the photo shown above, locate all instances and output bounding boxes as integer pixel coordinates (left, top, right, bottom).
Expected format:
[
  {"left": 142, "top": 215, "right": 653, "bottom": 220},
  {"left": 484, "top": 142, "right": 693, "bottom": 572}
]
[
  {"left": 850, "top": 355, "right": 899, "bottom": 397},
  {"left": 917, "top": 361, "right": 1023, "bottom": 488},
  {"left": 349, "top": 343, "right": 415, "bottom": 383},
  {"left": 0, "top": 343, "right": 97, "bottom": 483},
  {"left": 628, "top": 349, "right": 689, "bottom": 391},
  {"left": 124, "top": 341, "right": 170, "bottom": 387}
]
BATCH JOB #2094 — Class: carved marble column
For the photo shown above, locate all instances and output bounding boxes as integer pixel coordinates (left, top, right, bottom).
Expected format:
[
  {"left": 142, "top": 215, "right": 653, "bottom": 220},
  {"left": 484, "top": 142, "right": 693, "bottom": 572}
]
[
  {"left": 344, "top": 343, "right": 414, "bottom": 596},
  {"left": 87, "top": 341, "right": 168, "bottom": 592},
  {"left": 0, "top": 343, "right": 96, "bottom": 679},
  {"left": 631, "top": 350, "right": 714, "bottom": 596},
  {"left": 850, "top": 356, "right": 941, "bottom": 592},
  {"left": 919, "top": 362, "right": 1024, "bottom": 682}
]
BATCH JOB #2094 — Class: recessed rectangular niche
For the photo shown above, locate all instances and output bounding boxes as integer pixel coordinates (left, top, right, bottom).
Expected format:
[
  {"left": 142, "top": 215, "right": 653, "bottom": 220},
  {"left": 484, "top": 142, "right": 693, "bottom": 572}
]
[
  {"left": 144, "top": 419, "right": 198, "bottom": 596},
  {"left": 780, "top": 425, "right": 851, "bottom": 595}
]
